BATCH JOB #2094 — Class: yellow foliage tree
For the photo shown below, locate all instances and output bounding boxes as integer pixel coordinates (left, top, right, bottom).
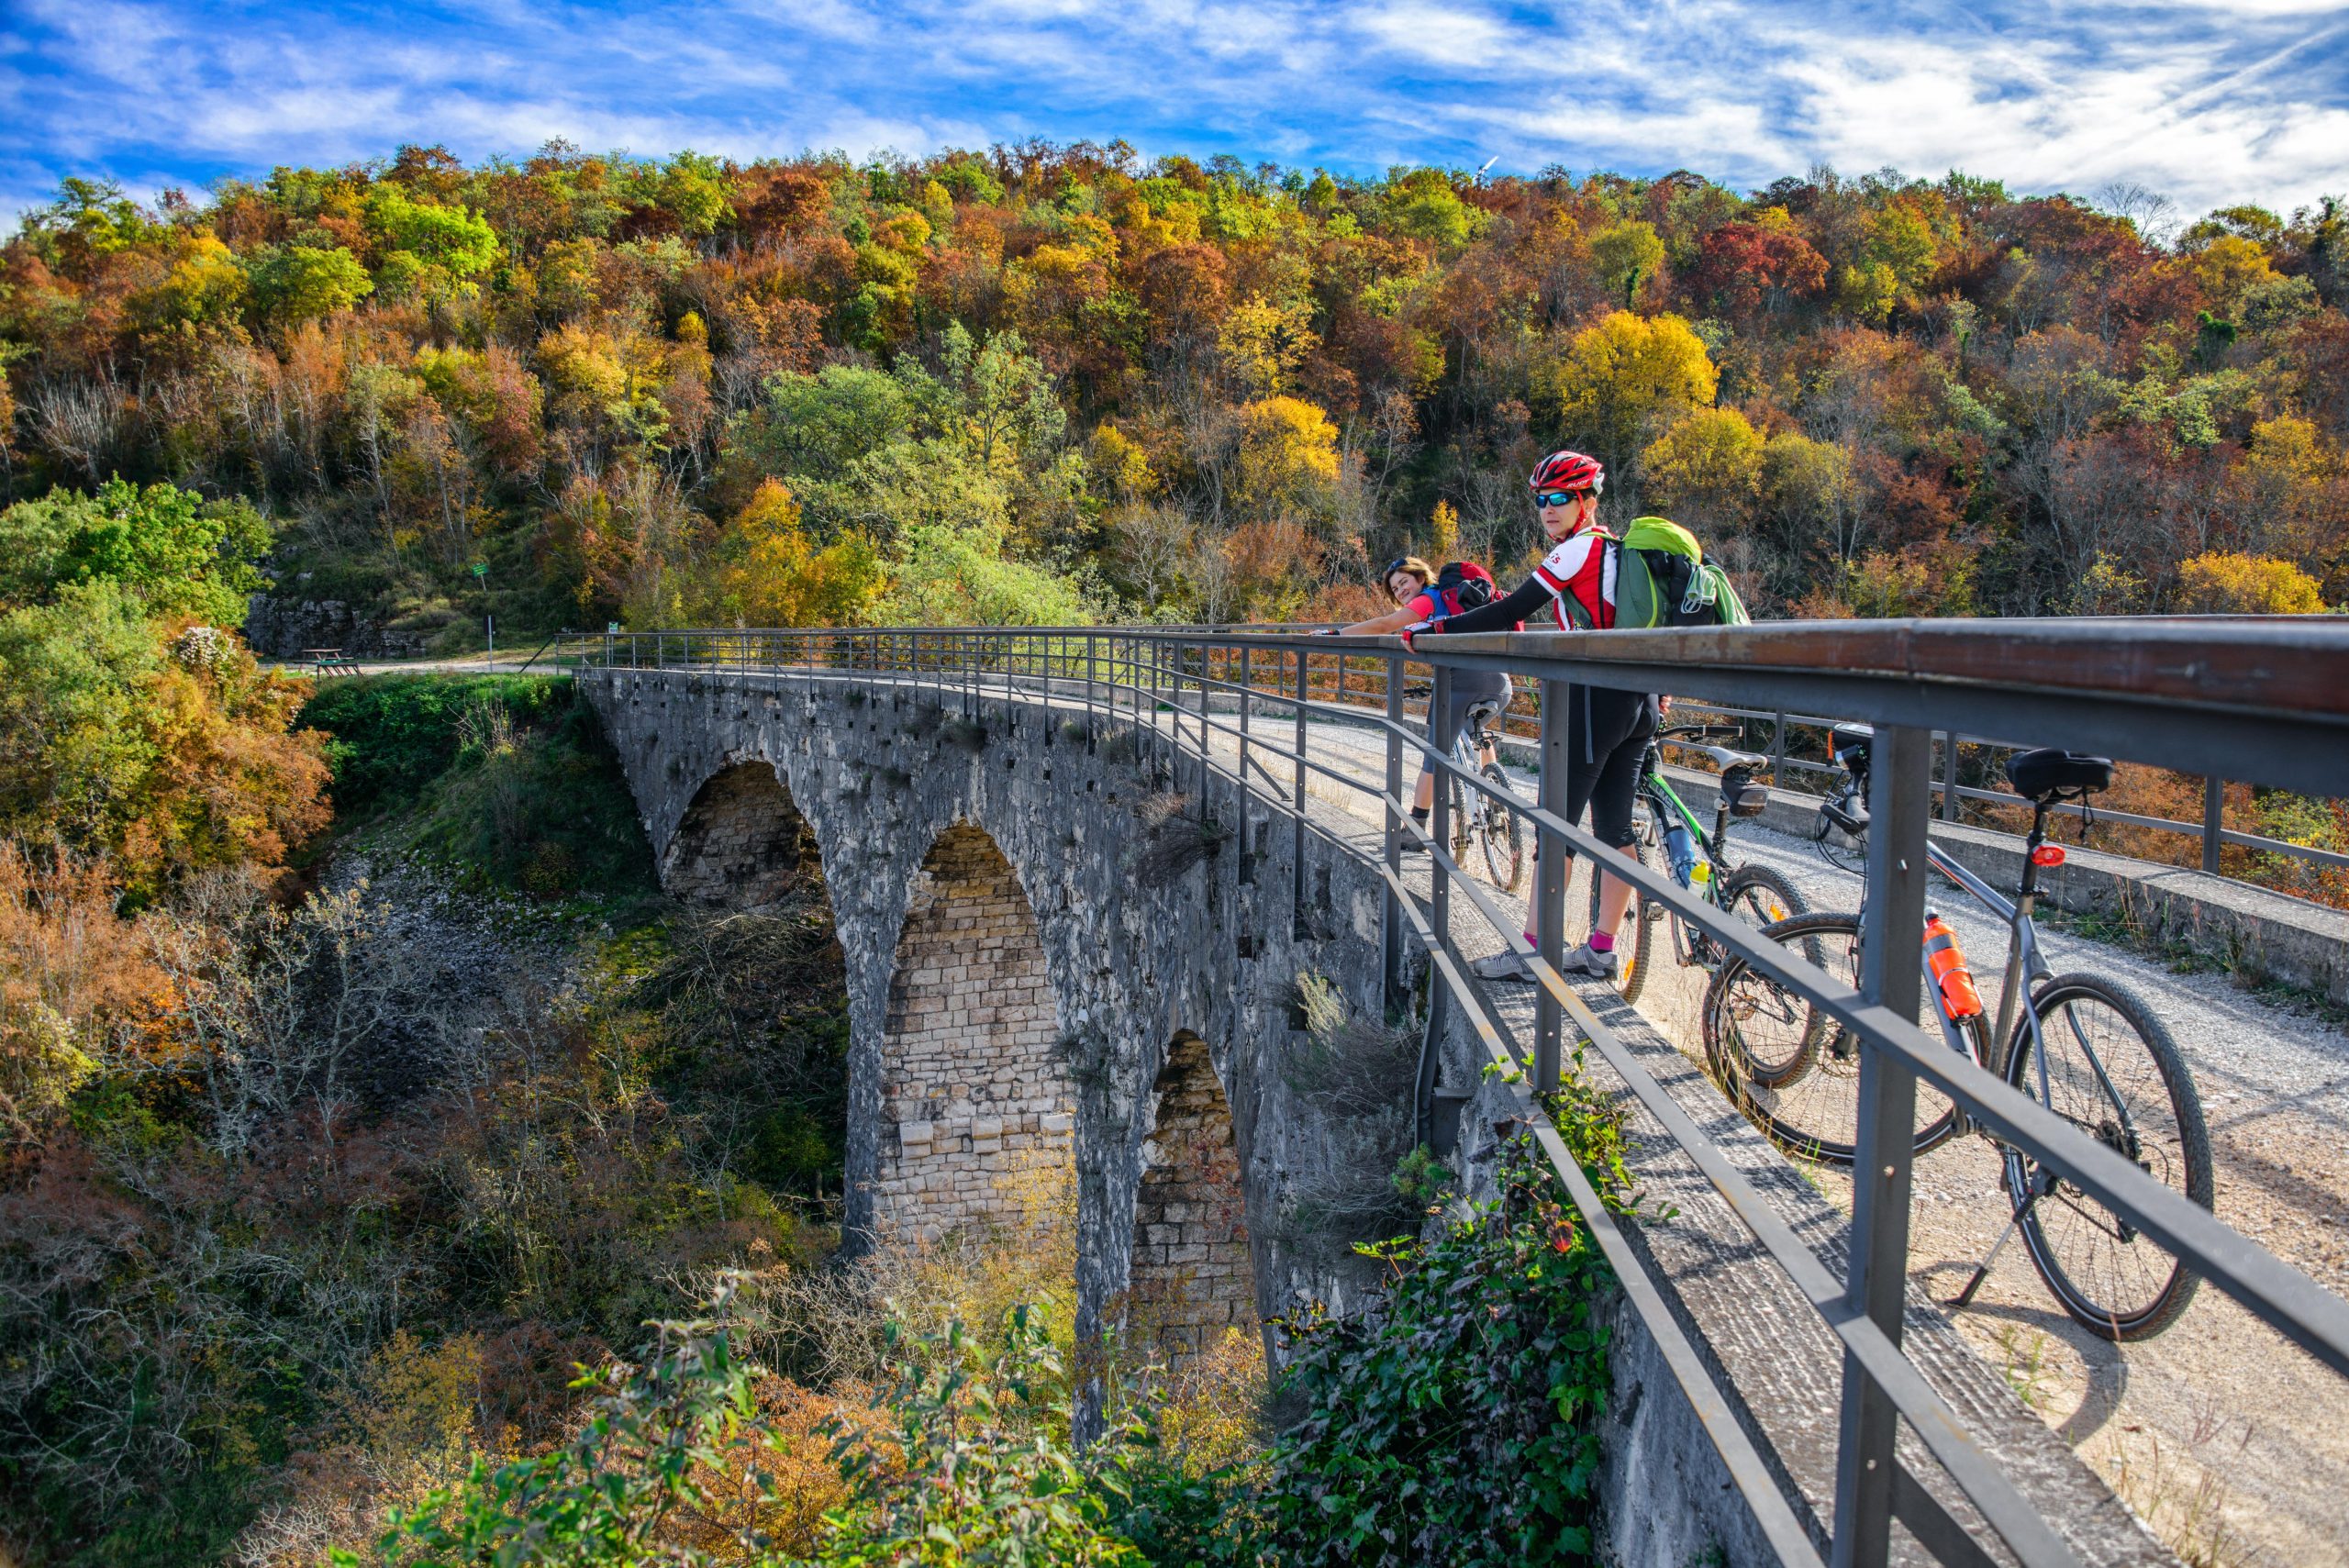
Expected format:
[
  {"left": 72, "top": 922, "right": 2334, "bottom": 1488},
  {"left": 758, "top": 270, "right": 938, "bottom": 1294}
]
[
  {"left": 719, "top": 480, "right": 888, "bottom": 628},
  {"left": 1539, "top": 311, "right": 1718, "bottom": 476},
  {"left": 1640, "top": 407, "right": 1763, "bottom": 535},
  {"left": 2231, "top": 417, "right": 2347, "bottom": 565},
  {"left": 2189, "top": 235, "right": 2277, "bottom": 317},
  {"left": 1218, "top": 295, "right": 1320, "bottom": 397},
  {"left": 2176, "top": 551, "right": 2329, "bottom": 615},
  {"left": 1234, "top": 395, "right": 1341, "bottom": 517},
  {"left": 1428, "top": 500, "right": 1460, "bottom": 562}
]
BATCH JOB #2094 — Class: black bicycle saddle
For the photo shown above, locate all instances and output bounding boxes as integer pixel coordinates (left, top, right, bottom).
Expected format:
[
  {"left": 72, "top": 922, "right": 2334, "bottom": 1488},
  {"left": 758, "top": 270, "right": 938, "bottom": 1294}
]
[{"left": 2005, "top": 748, "right": 2113, "bottom": 801}]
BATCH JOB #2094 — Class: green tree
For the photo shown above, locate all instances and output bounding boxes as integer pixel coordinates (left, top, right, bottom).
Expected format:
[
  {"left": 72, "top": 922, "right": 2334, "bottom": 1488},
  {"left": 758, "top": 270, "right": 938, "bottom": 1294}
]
[
  {"left": 742, "top": 366, "right": 918, "bottom": 487},
  {"left": 876, "top": 517, "right": 1095, "bottom": 626},
  {"left": 247, "top": 243, "right": 374, "bottom": 328},
  {"left": 657, "top": 150, "right": 733, "bottom": 237},
  {"left": 367, "top": 185, "right": 502, "bottom": 298},
  {"left": 1590, "top": 220, "right": 1665, "bottom": 307},
  {"left": 0, "top": 478, "right": 273, "bottom": 624}
]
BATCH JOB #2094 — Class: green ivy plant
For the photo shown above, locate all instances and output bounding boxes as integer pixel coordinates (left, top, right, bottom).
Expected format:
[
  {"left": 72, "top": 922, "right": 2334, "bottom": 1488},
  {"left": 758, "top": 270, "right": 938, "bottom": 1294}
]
[{"left": 1260, "top": 1135, "right": 1617, "bottom": 1567}]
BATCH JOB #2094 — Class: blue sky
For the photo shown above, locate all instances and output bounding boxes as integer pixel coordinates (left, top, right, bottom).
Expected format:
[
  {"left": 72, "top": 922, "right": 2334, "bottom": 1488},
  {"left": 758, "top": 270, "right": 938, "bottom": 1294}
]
[{"left": 3, "top": 0, "right": 2344, "bottom": 228}]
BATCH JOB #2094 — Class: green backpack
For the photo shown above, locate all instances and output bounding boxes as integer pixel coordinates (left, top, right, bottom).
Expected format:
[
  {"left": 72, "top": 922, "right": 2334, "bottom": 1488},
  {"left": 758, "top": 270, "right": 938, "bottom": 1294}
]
[{"left": 1557, "top": 516, "right": 1751, "bottom": 630}]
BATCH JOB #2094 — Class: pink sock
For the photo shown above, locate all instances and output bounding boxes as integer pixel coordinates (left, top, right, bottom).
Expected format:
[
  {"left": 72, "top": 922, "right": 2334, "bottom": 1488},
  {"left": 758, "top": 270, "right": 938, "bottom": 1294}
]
[
  {"left": 1588, "top": 929, "right": 1617, "bottom": 953},
  {"left": 1523, "top": 930, "right": 1536, "bottom": 948}
]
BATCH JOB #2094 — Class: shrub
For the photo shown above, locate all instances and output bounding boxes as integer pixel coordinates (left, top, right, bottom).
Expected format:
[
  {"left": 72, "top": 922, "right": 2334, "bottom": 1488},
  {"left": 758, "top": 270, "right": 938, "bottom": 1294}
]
[{"left": 1262, "top": 1137, "right": 1615, "bottom": 1567}]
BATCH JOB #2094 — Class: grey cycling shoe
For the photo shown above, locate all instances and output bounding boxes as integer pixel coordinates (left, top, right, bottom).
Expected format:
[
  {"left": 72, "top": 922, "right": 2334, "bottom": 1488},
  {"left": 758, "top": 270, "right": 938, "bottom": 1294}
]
[
  {"left": 1557, "top": 940, "right": 1620, "bottom": 979},
  {"left": 1470, "top": 951, "right": 1534, "bottom": 983}
]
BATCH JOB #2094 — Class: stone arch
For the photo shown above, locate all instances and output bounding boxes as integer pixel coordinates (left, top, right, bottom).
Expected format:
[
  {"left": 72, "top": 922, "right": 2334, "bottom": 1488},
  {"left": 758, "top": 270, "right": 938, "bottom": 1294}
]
[
  {"left": 661, "top": 759, "right": 817, "bottom": 907},
  {"left": 1127, "top": 1031, "right": 1255, "bottom": 1362},
  {"left": 877, "top": 821, "right": 1072, "bottom": 1242}
]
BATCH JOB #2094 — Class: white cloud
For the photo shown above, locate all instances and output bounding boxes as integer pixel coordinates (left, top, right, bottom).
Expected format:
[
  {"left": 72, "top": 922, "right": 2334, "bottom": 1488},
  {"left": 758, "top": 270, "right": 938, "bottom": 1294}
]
[{"left": 3, "top": 0, "right": 2345, "bottom": 226}]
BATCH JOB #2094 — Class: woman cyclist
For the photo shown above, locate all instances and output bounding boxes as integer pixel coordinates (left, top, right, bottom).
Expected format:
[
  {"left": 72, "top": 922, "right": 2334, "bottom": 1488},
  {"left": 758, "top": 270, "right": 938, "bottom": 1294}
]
[
  {"left": 1403, "top": 451, "right": 1655, "bottom": 982},
  {"left": 1337, "top": 556, "right": 1511, "bottom": 853}
]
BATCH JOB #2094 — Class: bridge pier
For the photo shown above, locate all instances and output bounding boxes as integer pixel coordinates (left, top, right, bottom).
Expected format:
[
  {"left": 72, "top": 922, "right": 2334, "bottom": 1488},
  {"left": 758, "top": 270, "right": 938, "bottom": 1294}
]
[{"left": 877, "top": 822, "right": 1073, "bottom": 1244}]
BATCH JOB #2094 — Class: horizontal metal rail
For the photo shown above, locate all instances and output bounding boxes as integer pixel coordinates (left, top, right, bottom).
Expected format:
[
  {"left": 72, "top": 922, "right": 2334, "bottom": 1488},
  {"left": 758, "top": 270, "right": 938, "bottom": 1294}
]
[
  {"left": 558, "top": 619, "right": 2349, "bottom": 1568},
  {"left": 1662, "top": 698, "right": 2349, "bottom": 877}
]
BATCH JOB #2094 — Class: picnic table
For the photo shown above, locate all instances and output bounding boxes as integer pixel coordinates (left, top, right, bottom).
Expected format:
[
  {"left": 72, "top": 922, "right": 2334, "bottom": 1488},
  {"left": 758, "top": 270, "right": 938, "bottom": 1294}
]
[{"left": 302, "top": 648, "right": 363, "bottom": 677}]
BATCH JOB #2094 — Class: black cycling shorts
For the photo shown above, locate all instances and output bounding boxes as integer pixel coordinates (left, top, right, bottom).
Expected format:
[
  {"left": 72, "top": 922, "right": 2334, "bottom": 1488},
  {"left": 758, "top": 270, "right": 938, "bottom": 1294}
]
[{"left": 1537, "top": 686, "right": 1656, "bottom": 855}]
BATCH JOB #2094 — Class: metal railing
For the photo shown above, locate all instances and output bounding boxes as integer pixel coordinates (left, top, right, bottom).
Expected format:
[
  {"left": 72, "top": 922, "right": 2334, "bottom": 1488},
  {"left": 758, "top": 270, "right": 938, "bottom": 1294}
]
[
  {"left": 553, "top": 617, "right": 2349, "bottom": 1568},
  {"left": 1375, "top": 670, "right": 2343, "bottom": 883}
]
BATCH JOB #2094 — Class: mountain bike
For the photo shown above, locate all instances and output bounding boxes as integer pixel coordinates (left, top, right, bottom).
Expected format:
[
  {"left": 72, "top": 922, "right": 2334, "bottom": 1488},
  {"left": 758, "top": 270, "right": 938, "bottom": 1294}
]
[
  {"left": 1447, "top": 695, "right": 1524, "bottom": 893},
  {"left": 1701, "top": 724, "right": 2214, "bottom": 1340},
  {"left": 1600, "top": 722, "right": 1808, "bottom": 1004}
]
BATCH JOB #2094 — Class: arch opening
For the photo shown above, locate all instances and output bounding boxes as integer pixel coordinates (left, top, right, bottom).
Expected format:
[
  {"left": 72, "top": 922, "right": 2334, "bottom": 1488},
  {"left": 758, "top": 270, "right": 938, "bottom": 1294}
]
[
  {"left": 877, "top": 822, "right": 1072, "bottom": 1243},
  {"left": 1128, "top": 1032, "right": 1255, "bottom": 1362},
  {"left": 662, "top": 760, "right": 817, "bottom": 907}
]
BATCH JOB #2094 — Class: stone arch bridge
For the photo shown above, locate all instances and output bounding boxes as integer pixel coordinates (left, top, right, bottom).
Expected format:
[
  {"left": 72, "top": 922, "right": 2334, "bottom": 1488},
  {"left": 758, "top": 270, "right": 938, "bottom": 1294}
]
[{"left": 584, "top": 661, "right": 1397, "bottom": 1372}]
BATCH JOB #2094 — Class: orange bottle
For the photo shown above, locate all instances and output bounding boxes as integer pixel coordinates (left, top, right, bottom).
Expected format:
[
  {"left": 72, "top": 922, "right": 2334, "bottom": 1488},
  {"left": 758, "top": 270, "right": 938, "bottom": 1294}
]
[{"left": 1921, "top": 913, "right": 1984, "bottom": 1019}]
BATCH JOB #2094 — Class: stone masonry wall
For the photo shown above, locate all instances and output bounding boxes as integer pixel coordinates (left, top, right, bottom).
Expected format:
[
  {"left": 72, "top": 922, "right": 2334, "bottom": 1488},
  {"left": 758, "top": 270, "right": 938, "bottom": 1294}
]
[
  {"left": 878, "top": 823, "right": 1074, "bottom": 1242},
  {"left": 662, "top": 760, "right": 816, "bottom": 907},
  {"left": 1127, "top": 1032, "right": 1252, "bottom": 1362}
]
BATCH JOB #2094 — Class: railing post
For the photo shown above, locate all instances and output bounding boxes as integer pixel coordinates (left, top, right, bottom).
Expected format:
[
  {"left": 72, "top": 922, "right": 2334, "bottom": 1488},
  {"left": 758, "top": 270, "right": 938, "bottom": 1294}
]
[
  {"left": 2203, "top": 776, "right": 2224, "bottom": 874},
  {"left": 1942, "top": 732, "right": 1961, "bottom": 822},
  {"left": 1429, "top": 663, "right": 1454, "bottom": 959},
  {"left": 1832, "top": 722, "right": 1932, "bottom": 1568},
  {"left": 1238, "top": 644, "right": 1254, "bottom": 798},
  {"left": 1534, "top": 679, "right": 1570, "bottom": 1095},
  {"left": 1381, "top": 651, "right": 1405, "bottom": 1014},
  {"left": 1292, "top": 647, "right": 1308, "bottom": 936},
  {"left": 1770, "top": 706, "right": 1786, "bottom": 785},
  {"left": 1194, "top": 639, "right": 1208, "bottom": 798}
]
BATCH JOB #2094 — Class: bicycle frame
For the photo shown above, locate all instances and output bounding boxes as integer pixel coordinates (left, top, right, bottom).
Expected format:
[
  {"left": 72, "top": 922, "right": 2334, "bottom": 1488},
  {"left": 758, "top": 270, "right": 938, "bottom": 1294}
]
[{"left": 1839, "top": 786, "right": 2132, "bottom": 1146}]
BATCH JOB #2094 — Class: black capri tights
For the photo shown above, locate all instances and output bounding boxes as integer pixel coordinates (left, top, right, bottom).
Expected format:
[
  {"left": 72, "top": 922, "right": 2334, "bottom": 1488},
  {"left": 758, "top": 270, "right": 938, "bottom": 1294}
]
[{"left": 1542, "top": 686, "right": 1657, "bottom": 857}]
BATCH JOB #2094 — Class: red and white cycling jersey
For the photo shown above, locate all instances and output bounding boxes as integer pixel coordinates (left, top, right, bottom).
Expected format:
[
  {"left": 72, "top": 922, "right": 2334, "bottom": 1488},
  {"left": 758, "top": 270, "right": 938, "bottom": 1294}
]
[{"left": 1531, "top": 528, "right": 1618, "bottom": 630}]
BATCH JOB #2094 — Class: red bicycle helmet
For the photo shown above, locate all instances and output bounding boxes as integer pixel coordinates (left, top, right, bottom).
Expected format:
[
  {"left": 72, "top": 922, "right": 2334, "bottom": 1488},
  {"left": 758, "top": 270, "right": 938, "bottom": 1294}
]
[{"left": 1529, "top": 450, "right": 1605, "bottom": 495}]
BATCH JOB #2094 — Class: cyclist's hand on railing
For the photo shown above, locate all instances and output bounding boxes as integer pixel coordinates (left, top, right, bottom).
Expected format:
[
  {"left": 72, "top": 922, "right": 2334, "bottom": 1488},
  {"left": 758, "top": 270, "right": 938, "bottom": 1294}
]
[
  {"left": 1308, "top": 628, "right": 1340, "bottom": 637},
  {"left": 1397, "top": 620, "right": 1431, "bottom": 651}
]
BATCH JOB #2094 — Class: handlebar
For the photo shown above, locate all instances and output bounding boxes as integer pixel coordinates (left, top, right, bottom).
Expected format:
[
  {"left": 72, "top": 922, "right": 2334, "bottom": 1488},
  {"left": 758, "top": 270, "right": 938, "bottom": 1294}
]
[{"left": 1659, "top": 723, "right": 1742, "bottom": 743}]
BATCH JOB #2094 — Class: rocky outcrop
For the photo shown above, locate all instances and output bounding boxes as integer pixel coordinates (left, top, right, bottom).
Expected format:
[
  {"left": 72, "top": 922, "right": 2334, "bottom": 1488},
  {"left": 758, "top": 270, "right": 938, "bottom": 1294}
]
[{"left": 244, "top": 593, "right": 429, "bottom": 660}]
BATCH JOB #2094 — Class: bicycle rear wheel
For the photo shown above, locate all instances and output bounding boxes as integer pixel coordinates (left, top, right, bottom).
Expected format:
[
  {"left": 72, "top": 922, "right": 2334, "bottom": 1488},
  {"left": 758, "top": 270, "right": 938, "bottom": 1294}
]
[
  {"left": 1702, "top": 911, "right": 1979, "bottom": 1163},
  {"left": 1478, "top": 762, "right": 1525, "bottom": 893},
  {"left": 2003, "top": 974, "right": 2212, "bottom": 1340},
  {"left": 1588, "top": 832, "right": 1658, "bottom": 1004},
  {"left": 1447, "top": 773, "right": 1475, "bottom": 867}
]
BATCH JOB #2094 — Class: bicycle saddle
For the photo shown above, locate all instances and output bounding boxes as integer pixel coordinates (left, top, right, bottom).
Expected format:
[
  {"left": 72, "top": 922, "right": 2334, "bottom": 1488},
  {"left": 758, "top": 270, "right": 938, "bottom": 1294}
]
[
  {"left": 2005, "top": 748, "right": 2112, "bottom": 801},
  {"left": 1691, "top": 744, "right": 1769, "bottom": 773}
]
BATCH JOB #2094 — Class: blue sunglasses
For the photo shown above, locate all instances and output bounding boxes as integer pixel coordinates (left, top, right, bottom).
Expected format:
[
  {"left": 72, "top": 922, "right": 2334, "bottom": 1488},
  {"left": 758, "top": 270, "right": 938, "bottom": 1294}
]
[{"left": 1534, "top": 489, "right": 1587, "bottom": 508}]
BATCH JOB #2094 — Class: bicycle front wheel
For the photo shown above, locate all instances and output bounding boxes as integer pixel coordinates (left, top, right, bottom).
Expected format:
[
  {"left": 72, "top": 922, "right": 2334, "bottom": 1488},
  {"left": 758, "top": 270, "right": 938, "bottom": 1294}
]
[
  {"left": 1702, "top": 911, "right": 1979, "bottom": 1163},
  {"left": 1478, "top": 762, "right": 1525, "bottom": 893},
  {"left": 2003, "top": 974, "right": 2212, "bottom": 1340}
]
